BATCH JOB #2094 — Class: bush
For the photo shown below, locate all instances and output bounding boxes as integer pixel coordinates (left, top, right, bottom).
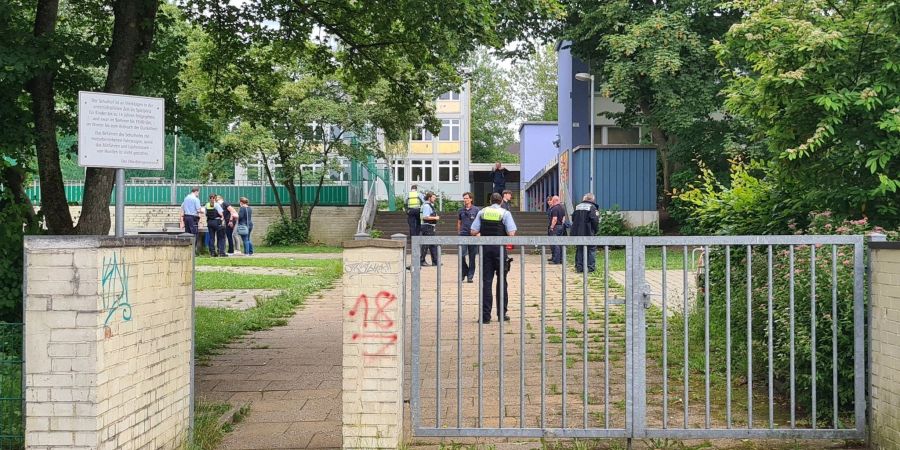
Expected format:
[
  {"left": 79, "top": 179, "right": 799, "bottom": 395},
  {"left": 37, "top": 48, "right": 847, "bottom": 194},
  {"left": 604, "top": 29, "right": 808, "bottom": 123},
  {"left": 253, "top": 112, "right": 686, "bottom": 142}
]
[
  {"left": 673, "top": 212, "right": 893, "bottom": 425},
  {"left": 0, "top": 190, "right": 41, "bottom": 322},
  {"left": 369, "top": 228, "right": 383, "bottom": 239},
  {"left": 675, "top": 161, "right": 790, "bottom": 235},
  {"left": 597, "top": 208, "right": 661, "bottom": 237},
  {"left": 263, "top": 219, "right": 309, "bottom": 246}
]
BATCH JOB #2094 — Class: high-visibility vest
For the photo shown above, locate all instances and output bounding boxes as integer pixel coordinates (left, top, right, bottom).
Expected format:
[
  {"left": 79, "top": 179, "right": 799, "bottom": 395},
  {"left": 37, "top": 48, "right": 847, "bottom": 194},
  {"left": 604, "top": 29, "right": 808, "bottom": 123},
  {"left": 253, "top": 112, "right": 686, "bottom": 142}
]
[
  {"left": 407, "top": 191, "right": 421, "bottom": 209},
  {"left": 480, "top": 207, "right": 506, "bottom": 236}
]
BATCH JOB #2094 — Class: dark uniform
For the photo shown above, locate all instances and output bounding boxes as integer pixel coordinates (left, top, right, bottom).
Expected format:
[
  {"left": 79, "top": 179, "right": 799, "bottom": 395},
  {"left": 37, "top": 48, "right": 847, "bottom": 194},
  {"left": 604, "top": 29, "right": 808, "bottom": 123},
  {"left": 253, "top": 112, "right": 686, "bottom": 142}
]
[
  {"left": 458, "top": 205, "right": 480, "bottom": 281},
  {"left": 471, "top": 205, "right": 517, "bottom": 323},
  {"left": 205, "top": 202, "right": 226, "bottom": 256},
  {"left": 221, "top": 200, "right": 236, "bottom": 254},
  {"left": 406, "top": 190, "right": 424, "bottom": 240},
  {"left": 571, "top": 200, "right": 600, "bottom": 272},
  {"left": 491, "top": 167, "right": 509, "bottom": 194},
  {"left": 548, "top": 203, "right": 566, "bottom": 264}
]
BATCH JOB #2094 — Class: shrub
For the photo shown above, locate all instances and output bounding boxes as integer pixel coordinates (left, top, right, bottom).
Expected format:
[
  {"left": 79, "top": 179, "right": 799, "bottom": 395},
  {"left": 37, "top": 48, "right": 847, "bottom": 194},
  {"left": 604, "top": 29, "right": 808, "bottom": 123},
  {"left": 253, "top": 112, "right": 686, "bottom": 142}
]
[
  {"left": 263, "top": 219, "right": 309, "bottom": 246},
  {"left": 369, "top": 228, "right": 383, "bottom": 239},
  {"left": 597, "top": 208, "right": 661, "bottom": 237},
  {"left": 673, "top": 212, "right": 891, "bottom": 425}
]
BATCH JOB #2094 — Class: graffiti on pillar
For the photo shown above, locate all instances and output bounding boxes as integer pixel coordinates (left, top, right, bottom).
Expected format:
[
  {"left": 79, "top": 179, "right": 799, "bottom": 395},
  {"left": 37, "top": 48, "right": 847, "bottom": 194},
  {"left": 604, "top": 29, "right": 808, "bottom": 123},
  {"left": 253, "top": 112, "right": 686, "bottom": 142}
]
[
  {"left": 349, "top": 291, "right": 398, "bottom": 358},
  {"left": 101, "top": 252, "right": 132, "bottom": 338}
]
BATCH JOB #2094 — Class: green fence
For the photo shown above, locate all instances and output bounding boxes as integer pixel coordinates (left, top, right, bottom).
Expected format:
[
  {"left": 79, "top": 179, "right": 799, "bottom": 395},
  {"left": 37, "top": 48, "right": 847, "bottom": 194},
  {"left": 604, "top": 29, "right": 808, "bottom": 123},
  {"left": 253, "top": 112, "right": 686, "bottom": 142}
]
[
  {"left": 0, "top": 323, "right": 23, "bottom": 449},
  {"left": 26, "top": 182, "right": 362, "bottom": 207}
]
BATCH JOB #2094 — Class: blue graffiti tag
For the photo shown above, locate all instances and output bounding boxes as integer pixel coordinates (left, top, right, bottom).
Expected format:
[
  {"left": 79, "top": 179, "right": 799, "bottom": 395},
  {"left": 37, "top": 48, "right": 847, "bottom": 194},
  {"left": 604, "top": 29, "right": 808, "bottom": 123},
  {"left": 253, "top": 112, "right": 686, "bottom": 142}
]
[{"left": 101, "top": 252, "right": 132, "bottom": 329}]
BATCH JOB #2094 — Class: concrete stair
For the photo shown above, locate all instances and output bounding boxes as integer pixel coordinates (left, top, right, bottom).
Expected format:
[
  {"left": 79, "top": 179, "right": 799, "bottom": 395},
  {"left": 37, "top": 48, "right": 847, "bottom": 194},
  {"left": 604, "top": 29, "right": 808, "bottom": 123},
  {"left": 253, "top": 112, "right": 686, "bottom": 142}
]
[{"left": 372, "top": 210, "right": 551, "bottom": 252}]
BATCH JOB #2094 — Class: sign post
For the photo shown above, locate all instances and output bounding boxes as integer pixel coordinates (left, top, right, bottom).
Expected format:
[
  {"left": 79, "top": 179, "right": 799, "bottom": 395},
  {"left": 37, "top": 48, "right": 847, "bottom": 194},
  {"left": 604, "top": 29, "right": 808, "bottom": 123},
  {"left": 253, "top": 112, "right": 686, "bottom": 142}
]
[{"left": 78, "top": 92, "right": 165, "bottom": 237}]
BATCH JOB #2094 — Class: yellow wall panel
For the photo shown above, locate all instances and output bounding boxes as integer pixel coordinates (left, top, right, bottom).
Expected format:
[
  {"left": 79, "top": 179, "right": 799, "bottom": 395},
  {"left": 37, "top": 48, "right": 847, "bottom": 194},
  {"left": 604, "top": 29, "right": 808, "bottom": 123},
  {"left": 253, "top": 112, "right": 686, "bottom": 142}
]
[
  {"left": 410, "top": 142, "right": 433, "bottom": 154},
  {"left": 436, "top": 101, "right": 461, "bottom": 114},
  {"left": 437, "top": 142, "right": 461, "bottom": 154}
]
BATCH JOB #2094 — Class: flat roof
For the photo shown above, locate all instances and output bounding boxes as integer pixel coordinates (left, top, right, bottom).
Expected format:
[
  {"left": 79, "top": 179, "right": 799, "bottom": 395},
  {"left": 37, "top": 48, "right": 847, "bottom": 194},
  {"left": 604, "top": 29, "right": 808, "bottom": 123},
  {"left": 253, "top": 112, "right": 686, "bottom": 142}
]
[
  {"left": 517, "top": 121, "right": 558, "bottom": 134},
  {"left": 469, "top": 162, "right": 520, "bottom": 171}
]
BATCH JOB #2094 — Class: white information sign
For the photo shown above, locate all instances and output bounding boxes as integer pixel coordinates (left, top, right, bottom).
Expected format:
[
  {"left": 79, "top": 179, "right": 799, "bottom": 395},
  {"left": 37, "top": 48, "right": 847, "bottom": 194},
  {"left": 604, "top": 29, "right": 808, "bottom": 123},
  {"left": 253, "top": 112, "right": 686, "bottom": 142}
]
[{"left": 78, "top": 91, "right": 165, "bottom": 170}]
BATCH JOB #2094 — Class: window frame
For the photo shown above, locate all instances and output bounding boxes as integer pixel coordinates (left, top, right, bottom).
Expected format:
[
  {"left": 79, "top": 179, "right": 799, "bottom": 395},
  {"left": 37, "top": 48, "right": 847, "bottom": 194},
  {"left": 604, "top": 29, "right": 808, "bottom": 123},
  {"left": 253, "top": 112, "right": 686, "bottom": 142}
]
[{"left": 439, "top": 119, "right": 460, "bottom": 141}]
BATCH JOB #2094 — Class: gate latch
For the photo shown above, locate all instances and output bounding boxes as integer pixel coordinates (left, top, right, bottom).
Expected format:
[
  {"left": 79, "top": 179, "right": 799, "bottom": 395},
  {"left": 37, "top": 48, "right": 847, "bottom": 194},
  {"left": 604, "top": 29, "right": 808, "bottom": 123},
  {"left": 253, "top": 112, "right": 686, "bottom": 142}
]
[{"left": 641, "top": 283, "right": 652, "bottom": 309}]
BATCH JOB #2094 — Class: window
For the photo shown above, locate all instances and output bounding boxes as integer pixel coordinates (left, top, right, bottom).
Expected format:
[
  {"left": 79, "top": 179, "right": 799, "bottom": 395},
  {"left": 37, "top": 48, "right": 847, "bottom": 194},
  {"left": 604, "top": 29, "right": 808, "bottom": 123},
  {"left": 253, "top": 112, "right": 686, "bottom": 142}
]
[
  {"left": 438, "top": 160, "right": 460, "bottom": 182},
  {"left": 439, "top": 119, "right": 460, "bottom": 141},
  {"left": 392, "top": 159, "right": 405, "bottom": 182},
  {"left": 410, "top": 159, "right": 433, "bottom": 182},
  {"left": 439, "top": 91, "right": 460, "bottom": 100},
  {"left": 605, "top": 126, "right": 641, "bottom": 145},
  {"left": 411, "top": 126, "right": 433, "bottom": 141}
]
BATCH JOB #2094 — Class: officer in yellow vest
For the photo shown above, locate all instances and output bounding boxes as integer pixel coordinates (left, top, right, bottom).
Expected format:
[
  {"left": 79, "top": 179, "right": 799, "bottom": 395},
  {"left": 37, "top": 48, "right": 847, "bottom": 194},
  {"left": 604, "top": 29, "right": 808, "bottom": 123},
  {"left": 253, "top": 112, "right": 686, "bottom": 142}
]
[
  {"left": 470, "top": 192, "right": 518, "bottom": 323},
  {"left": 406, "top": 184, "right": 425, "bottom": 240}
]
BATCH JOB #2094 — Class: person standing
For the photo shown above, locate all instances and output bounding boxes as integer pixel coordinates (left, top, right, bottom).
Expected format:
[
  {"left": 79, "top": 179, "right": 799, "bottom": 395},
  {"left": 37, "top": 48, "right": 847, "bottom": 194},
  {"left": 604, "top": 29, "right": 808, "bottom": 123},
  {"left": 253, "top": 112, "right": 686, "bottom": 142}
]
[
  {"left": 204, "top": 194, "right": 226, "bottom": 257},
  {"left": 420, "top": 192, "right": 440, "bottom": 266},
  {"left": 457, "top": 192, "right": 480, "bottom": 283},
  {"left": 471, "top": 192, "right": 517, "bottom": 323},
  {"left": 237, "top": 197, "right": 254, "bottom": 256},
  {"left": 490, "top": 162, "right": 509, "bottom": 195},
  {"left": 548, "top": 196, "right": 566, "bottom": 264},
  {"left": 179, "top": 187, "right": 202, "bottom": 255},
  {"left": 406, "top": 184, "right": 425, "bottom": 241},
  {"left": 572, "top": 193, "right": 600, "bottom": 273},
  {"left": 500, "top": 190, "right": 513, "bottom": 210},
  {"left": 217, "top": 195, "right": 239, "bottom": 255}
]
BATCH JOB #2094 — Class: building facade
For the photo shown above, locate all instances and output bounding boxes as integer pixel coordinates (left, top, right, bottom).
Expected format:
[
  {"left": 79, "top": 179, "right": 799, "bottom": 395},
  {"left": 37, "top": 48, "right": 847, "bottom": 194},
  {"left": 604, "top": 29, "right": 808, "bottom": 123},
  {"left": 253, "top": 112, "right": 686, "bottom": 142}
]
[{"left": 521, "top": 41, "right": 659, "bottom": 226}]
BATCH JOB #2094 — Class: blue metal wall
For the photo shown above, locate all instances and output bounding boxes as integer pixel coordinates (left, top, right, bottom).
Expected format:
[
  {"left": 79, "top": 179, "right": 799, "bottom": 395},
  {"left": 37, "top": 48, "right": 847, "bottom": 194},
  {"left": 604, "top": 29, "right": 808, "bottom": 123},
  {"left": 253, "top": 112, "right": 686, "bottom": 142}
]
[{"left": 573, "top": 147, "right": 656, "bottom": 211}]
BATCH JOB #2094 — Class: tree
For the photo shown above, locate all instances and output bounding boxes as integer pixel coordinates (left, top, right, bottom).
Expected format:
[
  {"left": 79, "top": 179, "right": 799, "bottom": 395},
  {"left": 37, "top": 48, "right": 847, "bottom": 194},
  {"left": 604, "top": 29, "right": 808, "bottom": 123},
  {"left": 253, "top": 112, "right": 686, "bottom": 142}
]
[
  {"left": 562, "top": 0, "right": 741, "bottom": 202},
  {"left": 715, "top": 0, "right": 900, "bottom": 225},
  {"left": 468, "top": 48, "right": 517, "bottom": 163},
  {"left": 510, "top": 43, "right": 559, "bottom": 122}
]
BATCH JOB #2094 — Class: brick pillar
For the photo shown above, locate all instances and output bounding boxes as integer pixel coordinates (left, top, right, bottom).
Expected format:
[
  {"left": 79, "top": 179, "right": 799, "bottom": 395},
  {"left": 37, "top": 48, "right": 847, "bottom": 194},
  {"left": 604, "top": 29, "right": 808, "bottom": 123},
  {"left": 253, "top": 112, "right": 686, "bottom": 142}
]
[
  {"left": 24, "top": 236, "right": 194, "bottom": 450},
  {"left": 342, "top": 239, "right": 405, "bottom": 449},
  {"left": 870, "top": 242, "right": 900, "bottom": 450}
]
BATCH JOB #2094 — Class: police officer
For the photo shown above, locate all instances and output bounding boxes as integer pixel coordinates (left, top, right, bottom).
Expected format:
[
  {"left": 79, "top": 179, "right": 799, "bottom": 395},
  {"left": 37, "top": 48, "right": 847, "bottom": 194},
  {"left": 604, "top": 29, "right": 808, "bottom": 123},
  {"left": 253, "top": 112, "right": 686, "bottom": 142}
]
[
  {"left": 572, "top": 193, "right": 601, "bottom": 273},
  {"left": 204, "top": 194, "right": 227, "bottom": 257},
  {"left": 471, "top": 192, "right": 517, "bottom": 323},
  {"left": 406, "top": 184, "right": 425, "bottom": 241},
  {"left": 420, "top": 192, "right": 440, "bottom": 266}
]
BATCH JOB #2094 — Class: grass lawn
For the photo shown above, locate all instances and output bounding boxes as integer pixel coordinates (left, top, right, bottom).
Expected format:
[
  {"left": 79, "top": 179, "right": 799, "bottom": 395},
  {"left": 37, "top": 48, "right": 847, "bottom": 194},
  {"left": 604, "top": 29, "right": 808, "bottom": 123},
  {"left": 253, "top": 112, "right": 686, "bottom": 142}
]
[
  {"left": 254, "top": 244, "right": 342, "bottom": 254},
  {"left": 194, "top": 258, "right": 341, "bottom": 359},
  {"left": 564, "top": 246, "right": 689, "bottom": 271},
  {"left": 197, "top": 257, "right": 339, "bottom": 269}
]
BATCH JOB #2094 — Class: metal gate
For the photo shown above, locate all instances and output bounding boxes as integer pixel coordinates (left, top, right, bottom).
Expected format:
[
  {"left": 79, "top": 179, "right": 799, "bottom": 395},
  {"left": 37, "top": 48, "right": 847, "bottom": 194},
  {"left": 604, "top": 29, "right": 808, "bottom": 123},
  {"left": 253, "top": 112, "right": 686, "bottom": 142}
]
[{"left": 409, "top": 235, "right": 866, "bottom": 441}]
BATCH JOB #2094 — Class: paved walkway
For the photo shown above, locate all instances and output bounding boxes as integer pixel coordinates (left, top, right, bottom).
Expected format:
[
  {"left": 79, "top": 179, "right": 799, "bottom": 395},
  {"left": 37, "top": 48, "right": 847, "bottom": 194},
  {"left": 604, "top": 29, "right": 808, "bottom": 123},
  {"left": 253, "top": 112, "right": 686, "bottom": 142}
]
[{"left": 196, "top": 284, "right": 343, "bottom": 449}]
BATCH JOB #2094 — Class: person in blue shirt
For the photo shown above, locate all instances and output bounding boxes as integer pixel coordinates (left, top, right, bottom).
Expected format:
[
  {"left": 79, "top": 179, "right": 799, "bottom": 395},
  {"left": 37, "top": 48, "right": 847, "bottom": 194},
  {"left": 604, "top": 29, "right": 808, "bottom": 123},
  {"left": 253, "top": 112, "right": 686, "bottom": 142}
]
[
  {"left": 420, "top": 192, "right": 440, "bottom": 266},
  {"left": 180, "top": 187, "right": 203, "bottom": 255},
  {"left": 456, "top": 192, "right": 480, "bottom": 283},
  {"left": 490, "top": 162, "right": 509, "bottom": 194},
  {"left": 547, "top": 196, "right": 566, "bottom": 264},
  {"left": 470, "top": 192, "right": 517, "bottom": 323}
]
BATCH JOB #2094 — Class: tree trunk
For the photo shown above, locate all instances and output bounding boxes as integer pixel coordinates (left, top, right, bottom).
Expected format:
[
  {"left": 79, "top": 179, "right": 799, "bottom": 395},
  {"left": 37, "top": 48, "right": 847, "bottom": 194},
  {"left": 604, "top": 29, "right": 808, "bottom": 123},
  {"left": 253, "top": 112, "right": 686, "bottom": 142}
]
[
  {"left": 260, "top": 152, "right": 286, "bottom": 220},
  {"left": 284, "top": 177, "right": 300, "bottom": 221},
  {"left": 638, "top": 100, "right": 671, "bottom": 207},
  {"left": 304, "top": 144, "right": 332, "bottom": 232},
  {"left": 76, "top": 0, "right": 159, "bottom": 235},
  {"left": 1, "top": 166, "right": 38, "bottom": 227},
  {"left": 27, "top": 0, "right": 73, "bottom": 234}
]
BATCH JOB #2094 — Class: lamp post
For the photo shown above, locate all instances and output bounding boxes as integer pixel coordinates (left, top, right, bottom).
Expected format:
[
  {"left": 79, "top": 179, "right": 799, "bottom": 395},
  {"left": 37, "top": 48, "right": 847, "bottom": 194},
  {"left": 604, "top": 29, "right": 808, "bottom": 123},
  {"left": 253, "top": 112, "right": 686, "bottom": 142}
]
[
  {"left": 171, "top": 126, "right": 179, "bottom": 204},
  {"left": 574, "top": 72, "right": 595, "bottom": 197}
]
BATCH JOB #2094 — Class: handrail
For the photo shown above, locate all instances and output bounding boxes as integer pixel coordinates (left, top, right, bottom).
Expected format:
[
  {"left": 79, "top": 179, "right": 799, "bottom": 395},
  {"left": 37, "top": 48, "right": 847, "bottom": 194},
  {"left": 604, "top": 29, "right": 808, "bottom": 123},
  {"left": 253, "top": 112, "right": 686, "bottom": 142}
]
[{"left": 357, "top": 177, "right": 378, "bottom": 235}]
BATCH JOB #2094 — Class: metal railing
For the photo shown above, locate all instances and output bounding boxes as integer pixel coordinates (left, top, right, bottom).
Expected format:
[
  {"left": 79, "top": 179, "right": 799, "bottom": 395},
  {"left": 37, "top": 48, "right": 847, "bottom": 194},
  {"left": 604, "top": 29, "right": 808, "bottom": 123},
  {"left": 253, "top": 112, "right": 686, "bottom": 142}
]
[
  {"left": 357, "top": 180, "right": 379, "bottom": 235},
  {"left": 26, "top": 180, "right": 362, "bottom": 206},
  {"left": 409, "top": 235, "right": 866, "bottom": 441}
]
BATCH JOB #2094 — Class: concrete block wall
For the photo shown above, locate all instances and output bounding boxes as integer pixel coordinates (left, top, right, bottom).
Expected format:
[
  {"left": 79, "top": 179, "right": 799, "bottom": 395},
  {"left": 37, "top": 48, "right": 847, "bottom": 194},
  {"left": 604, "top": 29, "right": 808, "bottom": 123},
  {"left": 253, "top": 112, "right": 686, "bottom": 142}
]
[
  {"left": 342, "top": 240, "right": 405, "bottom": 449},
  {"left": 24, "top": 236, "right": 193, "bottom": 450},
  {"left": 871, "top": 243, "right": 900, "bottom": 450},
  {"left": 55, "top": 205, "right": 362, "bottom": 246}
]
